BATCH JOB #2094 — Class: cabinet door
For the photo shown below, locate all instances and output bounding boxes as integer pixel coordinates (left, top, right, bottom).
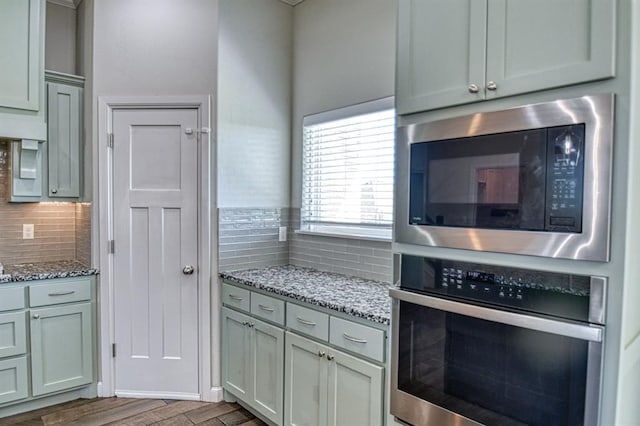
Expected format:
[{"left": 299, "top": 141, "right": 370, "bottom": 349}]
[
  {"left": 47, "top": 83, "right": 82, "bottom": 198},
  {"left": 0, "top": 0, "right": 42, "bottom": 111},
  {"left": 0, "top": 357, "right": 28, "bottom": 405},
  {"left": 222, "top": 307, "right": 252, "bottom": 399},
  {"left": 396, "top": 0, "right": 487, "bottom": 114},
  {"left": 327, "top": 349, "right": 384, "bottom": 426},
  {"left": 0, "top": 311, "right": 27, "bottom": 358},
  {"left": 284, "top": 332, "right": 328, "bottom": 426},
  {"left": 485, "top": 0, "right": 616, "bottom": 99},
  {"left": 251, "top": 318, "right": 284, "bottom": 425},
  {"left": 30, "top": 302, "right": 93, "bottom": 396}
]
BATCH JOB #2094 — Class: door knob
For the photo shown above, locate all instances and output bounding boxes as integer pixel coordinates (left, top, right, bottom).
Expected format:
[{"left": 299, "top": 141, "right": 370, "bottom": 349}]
[{"left": 182, "top": 265, "right": 194, "bottom": 275}]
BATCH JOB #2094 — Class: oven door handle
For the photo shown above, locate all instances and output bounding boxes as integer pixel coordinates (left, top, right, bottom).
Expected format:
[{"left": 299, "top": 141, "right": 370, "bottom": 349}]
[{"left": 389, "top": 288, "right": 603, "bottom": 342}]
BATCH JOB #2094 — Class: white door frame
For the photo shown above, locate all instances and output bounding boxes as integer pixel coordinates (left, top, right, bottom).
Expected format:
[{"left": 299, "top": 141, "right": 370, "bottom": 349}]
[{"left": 96, "top": 96, "right": 221, "bottom": 402}]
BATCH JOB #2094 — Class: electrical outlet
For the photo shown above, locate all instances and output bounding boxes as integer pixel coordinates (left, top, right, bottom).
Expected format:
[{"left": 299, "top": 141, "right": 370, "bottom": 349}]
[
  {"left": 279, "top": 226, "right": 287, "bottom": 242},
  {"left": 23, "top": 224, "right": 34, "bottom": 239}
]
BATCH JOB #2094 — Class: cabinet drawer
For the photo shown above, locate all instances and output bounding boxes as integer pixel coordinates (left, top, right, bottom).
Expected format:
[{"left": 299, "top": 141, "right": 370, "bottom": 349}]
[
  {"left": 0, "top": 311, "right": 27, "bottom": 358},
  {"left": 29, "top": 279, "right": 91, "bottom": 307},
  {"left": 0, "top": 356, "right": 28, "bottom": 405},
  {"left": 0, "top": 287, "right": 25, "bottom": 311},
  {"left": 251, "top": 293, "right": 285, "bottom": 325},
  {"left": 286, "top": 303, "right": 329, "bottom": 342},
  {"left": 222, "top": 284, "right": 250, "bottom": 313},
  {"left": 330, "top": 317, "right": 385, "bottom": 362}
]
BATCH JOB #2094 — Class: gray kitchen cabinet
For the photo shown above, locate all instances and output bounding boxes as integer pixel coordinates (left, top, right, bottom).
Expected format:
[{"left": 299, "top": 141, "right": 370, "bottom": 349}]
[
  {"left": 46, "top": 80, "right": 83, "bottom": 198},
  {"left": 0, "top": 0, "right": 43, "bottom": 112},
  {"left": 284, "top": 332, "right": 384, "bottom": 426},
  {"left": 222, "top": 306, "right": 284, "bottom": 425},
  {"left": 0, "top": 288, "right": 28, "bottom": 406},
  {"left": 0, "top": 0, "right": 46, "bottom": 141},
  {"left": 0, "top": 276, "right": 95, "bottom": 415},
  {"left": 30, "top": 302, "right": 93, "bottom": 396},
  {"left": 396, "top": 0, "right": 616, "bottom": 114}
]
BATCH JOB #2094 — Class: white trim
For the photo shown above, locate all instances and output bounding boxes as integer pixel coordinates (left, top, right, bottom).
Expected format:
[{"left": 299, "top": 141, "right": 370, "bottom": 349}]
[
  {"left": 279, "top": 0, "right": 306, "bottom": 5},
  {"left": 46, "top": 0, "right": 77, "bottom": 9},
  {"left": 115, "top": 390, "right": 201, "bottom": 401},
  {"left": 97, "top": 96, "right": 216, "bottom": 401},
  {"left": 303, "top": 96, "right": 394, "bottom": 127}
]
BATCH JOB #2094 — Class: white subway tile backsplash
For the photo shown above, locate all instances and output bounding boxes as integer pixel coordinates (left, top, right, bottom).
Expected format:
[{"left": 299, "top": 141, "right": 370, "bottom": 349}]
[{"left": 218, "top": 207, "right": 392, "bottom": 283}]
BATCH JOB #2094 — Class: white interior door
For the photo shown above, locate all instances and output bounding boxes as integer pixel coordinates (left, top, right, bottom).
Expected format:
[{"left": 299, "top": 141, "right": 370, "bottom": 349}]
[{"left": 112, "top": 108, "right": 200, "bottom": 399}]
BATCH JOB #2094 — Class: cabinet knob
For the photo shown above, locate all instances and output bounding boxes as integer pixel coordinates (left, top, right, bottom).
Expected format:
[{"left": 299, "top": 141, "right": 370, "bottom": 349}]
[
  {"left": 486, "top": 81, "right": 498, "bottom": 91},
  {"left": 327, "top": 354, "right": 335, "bottom": 361},
  {"left": 51, "top": 188, "right": 58, "bottom": 194},
  {"left": 468, "top": 84, "right": 480, "bottom": 94},
  {"left": 182, "top": 265, "right": 194, "bottom": 275},
  {"left": 32, "top": 314, "right": 40, "bottom": 319},
  {"left": 318, "top": 351, "right": 326, "bottom": 358}
]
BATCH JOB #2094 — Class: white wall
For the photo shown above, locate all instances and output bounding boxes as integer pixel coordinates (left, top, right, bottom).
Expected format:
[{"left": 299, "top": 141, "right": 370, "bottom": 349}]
[
  {"left": 217, "top": 0, "right": 292, "bottom": 208},
  {"left": 45, "top": 2, "right": 76, "bottom": 74},
  {"left": 291, "top": 0, "right": 397, "bottom": 206},
  {"left": 92, "top": 0, "right": 217, "bottom": 96}
]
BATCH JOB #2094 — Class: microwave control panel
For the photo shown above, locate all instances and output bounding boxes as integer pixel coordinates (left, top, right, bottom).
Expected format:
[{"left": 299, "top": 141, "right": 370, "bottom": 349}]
[{"left": 545, "top": 124, "right": 585, "bottom": 232}]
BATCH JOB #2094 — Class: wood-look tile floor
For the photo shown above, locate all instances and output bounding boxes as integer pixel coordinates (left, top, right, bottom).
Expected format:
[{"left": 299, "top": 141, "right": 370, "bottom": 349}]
[{"left": 0, "top": 398, "right": 267, "bottom": 426}]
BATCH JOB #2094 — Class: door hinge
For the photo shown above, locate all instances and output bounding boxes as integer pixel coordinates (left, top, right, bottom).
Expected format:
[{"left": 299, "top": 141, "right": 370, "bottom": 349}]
[
  {"left": 112, "top": 343, "right": 116, "bottom": 358},
  {"left": 108, "top": 240, "right": 115, "bottom": 254},
  {"left": 107, "top": 133, "right": 114, "bottom": 148}
]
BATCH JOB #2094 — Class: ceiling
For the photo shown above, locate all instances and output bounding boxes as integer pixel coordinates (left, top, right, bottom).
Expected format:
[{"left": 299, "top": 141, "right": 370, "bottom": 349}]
[{"left": 47, "top": 0, "right": 306, "bottom": 9}]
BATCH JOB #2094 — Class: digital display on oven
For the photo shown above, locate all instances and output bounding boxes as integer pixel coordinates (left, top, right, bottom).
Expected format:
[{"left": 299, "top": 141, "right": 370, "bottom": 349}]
[{"left": 466, "top": 270, "right": 495, "bottom": 284}]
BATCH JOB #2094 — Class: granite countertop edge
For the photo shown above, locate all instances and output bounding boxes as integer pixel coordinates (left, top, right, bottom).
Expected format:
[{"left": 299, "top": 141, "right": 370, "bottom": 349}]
[
  {"left": 0, "top": 260, "right": 99, "bottom": 284},
  {"left": 220, "top": 266, "right": 392, "bottom": 325}
]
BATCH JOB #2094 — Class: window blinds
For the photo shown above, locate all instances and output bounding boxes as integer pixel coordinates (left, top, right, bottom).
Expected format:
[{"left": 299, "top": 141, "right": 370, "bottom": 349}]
[{"left": 302, "top": 103, "right": 395, "bottom": 229}]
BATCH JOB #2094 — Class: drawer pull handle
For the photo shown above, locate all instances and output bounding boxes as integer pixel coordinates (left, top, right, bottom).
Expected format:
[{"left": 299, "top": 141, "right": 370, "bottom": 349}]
[
  {"left": 228, "top": 294, "right": 243, "bottom": 301},
  {"left": 343, "top": 333, "right": 367, "bottom": 344},
  {"left": 258, "top": 304, "right": 275, "bottom": 312},
  {"left": 296, "top": 317, "right": 317, "bottom": 326},
  {"left": 48, "top": 291, "right": 75, "bottom": 297}
]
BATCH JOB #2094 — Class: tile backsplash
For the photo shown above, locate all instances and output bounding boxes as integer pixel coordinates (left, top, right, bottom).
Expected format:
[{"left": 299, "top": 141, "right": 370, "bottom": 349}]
[
  {"left": 0, "top": 141, "right": 91, "bottom": 265},
  {"left": 218, "top": 207, "right": 290, "bottom": 271},
  {"left": 219, "top": 207, "right": 393, "bottom": 283}
]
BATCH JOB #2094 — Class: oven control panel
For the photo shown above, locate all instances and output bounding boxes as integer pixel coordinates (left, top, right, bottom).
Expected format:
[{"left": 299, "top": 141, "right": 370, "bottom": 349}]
[{"left": 401, "top": 255, "right": 591, "bottom": 322}]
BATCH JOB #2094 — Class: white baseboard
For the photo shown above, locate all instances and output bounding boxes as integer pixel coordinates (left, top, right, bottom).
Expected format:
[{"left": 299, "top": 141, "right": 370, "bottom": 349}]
[
  {"left": 206, "top": 386, "right": 224, "bottom": 402},
  {"left": 115, "top": 390, "right": 201, "bottom": 401}
]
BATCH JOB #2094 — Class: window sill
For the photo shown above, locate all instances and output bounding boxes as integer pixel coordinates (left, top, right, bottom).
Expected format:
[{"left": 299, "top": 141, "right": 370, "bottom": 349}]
[{"left": 296, "top": 224, "right": 392, "bottom": 243}]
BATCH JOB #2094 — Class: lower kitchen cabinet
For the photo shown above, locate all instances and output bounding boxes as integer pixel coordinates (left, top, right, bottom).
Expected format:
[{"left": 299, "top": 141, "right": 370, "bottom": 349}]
[
  {"left": 0, "top": 276, "right": 96, "bottom": 416},
  {"left": 284, "top": 332, "right": 384, "bottom": 426},
  {"left": 0, "top": 357, "right": 28, "bottom": 405},
  {"left": 222, "top": 307, "right": 284, "bottom": 425},
  {"left": 30, "top": 302, "right": 93, "bottom": 396}
]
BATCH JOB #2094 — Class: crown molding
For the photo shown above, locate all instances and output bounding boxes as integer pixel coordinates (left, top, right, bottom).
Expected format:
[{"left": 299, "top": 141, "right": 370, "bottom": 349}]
[
  {"left": 279, "top": 0, "right": 306, "bottom": 6},
  {"left": 47, "top": 0, "right": 82, "bottom": 9}
]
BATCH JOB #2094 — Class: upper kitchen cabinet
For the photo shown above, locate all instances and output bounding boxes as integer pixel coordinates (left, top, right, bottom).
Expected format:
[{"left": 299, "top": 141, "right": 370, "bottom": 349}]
[
  {"left": 46, "top": 72, "right": 84, "bottom": 199},
  {"left": 396, "top": 0, "right": 616, "bottom": 115},
  {"left": 0, "top": 0, "right": 46, "bottom": 140}
]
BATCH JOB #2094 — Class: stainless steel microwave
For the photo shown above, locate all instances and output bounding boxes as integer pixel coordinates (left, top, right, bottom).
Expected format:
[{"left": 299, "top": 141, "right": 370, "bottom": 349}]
[{"left": 394, "top": 94, "right": 614, "bottom": 261}]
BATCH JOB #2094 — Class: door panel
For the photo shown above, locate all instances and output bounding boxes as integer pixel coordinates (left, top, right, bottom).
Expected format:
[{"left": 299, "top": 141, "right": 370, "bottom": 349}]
[
  {"left": 486, "top": 0, "right": 616, "bottom": 99},
  {"left": 327, "top": 349, "right": 384, "bottom": 426},
  {"left": 113, "top": 108, "right": 199, "bottom": 398},
  {"left": 222, "top": 307, "right": 250, "bottom": 399},
  {"left": 396, "top": 0, "right": 487, "bottom": 113},
  {"left": 285, "top": 332, "right": 328, "bottom": 426},
  {"left": 252, "top": 319, "right": 284, "bottom": 424},
  {"left": 30, "top": 303, "right": 93, "bottom": 396}
]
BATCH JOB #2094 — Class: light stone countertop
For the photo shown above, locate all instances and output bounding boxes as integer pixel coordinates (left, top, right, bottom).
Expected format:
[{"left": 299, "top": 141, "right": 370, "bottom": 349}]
[
  {"left": 0, "top": 260, "right": 98, "bottom": 283},
  {"left": 220, "top": 265, "right": 393, "bottom": 325}
]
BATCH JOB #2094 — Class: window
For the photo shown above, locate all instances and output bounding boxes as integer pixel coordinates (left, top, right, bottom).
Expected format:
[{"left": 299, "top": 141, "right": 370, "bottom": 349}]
[{"left": 301, "top": 97, "right": 395, "bottom": 240}]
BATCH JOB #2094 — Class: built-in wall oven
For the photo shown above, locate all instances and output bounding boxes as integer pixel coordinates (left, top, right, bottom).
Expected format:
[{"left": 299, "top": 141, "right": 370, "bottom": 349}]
[
  {"left": 390, "top": 255, "right": 606, "bottom": 426},
  {"left": 395, "top": 94, "right": 614, "bottom": 261}
]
